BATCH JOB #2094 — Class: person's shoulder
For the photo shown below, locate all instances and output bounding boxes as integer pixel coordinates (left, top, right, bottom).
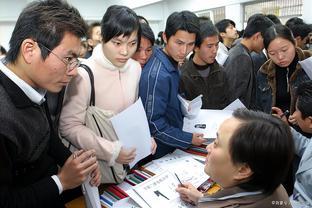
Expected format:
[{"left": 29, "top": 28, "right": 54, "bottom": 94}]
[{"left": 180, "top": 60, "right": 194, "bottom": 73}]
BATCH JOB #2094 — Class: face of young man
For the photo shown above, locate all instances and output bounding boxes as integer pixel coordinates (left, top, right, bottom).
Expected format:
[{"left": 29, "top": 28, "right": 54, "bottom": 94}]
[
  {"left": 89, "top": 25, "right": 102, "bottom": 48},
  {"left": 292, "top": 103, "right": 312, "bottom": 134},
  {"left": 222, "top": 24, "right": 238, "bottom": 40},
  {"left": 30, "top": 32, "right": 80, "bottom": 93},
  {"left": 102, "top": 31, "right": 138, "bottom": 68},
  {"left": 132, "top": 36, "right": 153, "bottom": 68},
  {"left": 163, "top": 30, "right": 196, "bottom": 64},
  {"left": 194, "top": 35, "right": 219, "bottom": 65}
]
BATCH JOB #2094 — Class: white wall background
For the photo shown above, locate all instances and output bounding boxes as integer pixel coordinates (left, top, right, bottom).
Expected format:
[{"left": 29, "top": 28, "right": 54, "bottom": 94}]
[{"left": 0, "top": 0, "right": 311, "bottom": 51}]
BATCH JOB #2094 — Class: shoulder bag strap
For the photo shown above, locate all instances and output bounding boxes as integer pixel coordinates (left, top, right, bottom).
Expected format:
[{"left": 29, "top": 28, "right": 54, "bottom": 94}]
[{"left": 79, "top": 64, "right": 95, "bottom": 106}]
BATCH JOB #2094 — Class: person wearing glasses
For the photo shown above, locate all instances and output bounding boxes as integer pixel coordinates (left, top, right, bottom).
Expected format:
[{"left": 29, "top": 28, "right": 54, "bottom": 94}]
[
  {"left": 59, "top": 5, "right": 157, "bottom": 183},
  {"left": 0, "top": 1, "right": 101, "bottom": 208}
]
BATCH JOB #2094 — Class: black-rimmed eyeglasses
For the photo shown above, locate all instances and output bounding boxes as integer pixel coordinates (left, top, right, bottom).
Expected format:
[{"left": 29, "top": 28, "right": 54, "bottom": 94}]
[{"left": 36, "top": 42, "right": 80, "bottom": 73}]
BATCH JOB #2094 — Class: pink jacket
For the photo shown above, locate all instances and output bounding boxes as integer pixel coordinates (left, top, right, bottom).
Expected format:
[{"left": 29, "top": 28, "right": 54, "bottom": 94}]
[{"left": 59, "top": 45, "right": 141, "bottom": 165}]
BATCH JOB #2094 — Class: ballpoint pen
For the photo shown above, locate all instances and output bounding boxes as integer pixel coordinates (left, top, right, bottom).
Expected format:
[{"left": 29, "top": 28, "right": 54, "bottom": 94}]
[{"left": 280, "top": 110, "right": 289, "bottom": 118}]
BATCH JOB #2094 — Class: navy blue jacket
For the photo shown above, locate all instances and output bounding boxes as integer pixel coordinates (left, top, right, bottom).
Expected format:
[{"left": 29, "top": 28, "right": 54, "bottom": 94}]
[{"left": 139, "top": 47, "right": 192, "bottom": 158}]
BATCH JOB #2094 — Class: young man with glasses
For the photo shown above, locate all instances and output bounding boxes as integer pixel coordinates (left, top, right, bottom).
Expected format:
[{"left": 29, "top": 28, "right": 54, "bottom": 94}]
[{"left": 0, "top": 1, "right": 101, "bottom": 207}]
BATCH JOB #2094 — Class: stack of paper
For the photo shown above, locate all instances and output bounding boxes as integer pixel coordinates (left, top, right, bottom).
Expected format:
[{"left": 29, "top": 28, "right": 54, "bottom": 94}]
[{"left": 127, "top": 171, "right": 195, "bottom": 208}]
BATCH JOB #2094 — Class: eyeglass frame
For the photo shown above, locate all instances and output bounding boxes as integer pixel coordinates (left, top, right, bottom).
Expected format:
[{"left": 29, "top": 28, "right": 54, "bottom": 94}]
[{"left": 36, "top": 42, "right": 80, "bottom": 73}]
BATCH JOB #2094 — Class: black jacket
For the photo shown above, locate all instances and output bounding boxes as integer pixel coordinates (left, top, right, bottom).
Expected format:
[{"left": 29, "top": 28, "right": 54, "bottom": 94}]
[
  {"left": 0, "top": 71, "right": 71, "bottom": 208},
  {"left": 180, "top": 60, "right": 230, "bottom": 109}
]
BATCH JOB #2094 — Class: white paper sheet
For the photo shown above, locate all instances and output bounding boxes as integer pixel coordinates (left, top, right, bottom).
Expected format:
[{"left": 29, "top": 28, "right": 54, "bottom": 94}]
[
  {"left": 126, "top": 171, "right": 194, "bottom": 208},
  {"left": 111, "top": 98, "right": 152, "bottom": 168},
  {"left": 299, "top": 56, "right": 312, "bottom": 80},
  {"left": 177, "top": 94, "right": 202, "bottom": 118},
  {"left": 82, "top": 176, "right": 101, "bottom": 208},
  {"left": 183, "top": 109, "right": 233, "bottom": 139},
  {"left": 223, "top": 99, "right": 246, "bottom": 111},
  {"left": 112, "top": 197, "right": 140, "bottom": 208}
]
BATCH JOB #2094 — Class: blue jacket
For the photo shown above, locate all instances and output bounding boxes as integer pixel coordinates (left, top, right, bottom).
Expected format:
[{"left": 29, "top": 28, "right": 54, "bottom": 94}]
[
  {"left": 291, "top": 128, "right": 312, "bottom": 207},
  {"left": 139, "top": 47, "right": 192, "bottom": 158}
]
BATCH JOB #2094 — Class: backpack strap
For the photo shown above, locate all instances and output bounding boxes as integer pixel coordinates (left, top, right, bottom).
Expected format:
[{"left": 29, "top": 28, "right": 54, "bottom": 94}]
[{"left": 79, "top": 64, "right": 95, "bottom": 106}]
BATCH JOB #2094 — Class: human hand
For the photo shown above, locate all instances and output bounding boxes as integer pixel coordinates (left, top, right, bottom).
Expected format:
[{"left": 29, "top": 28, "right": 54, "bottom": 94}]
[
  {"left": 176, "top": 182, "right": 203, "bottom": 205},
  {"left": 271, "top": 107, "right": 288, "bottom": 124},
  {"left": 191, "top": 133, "right": 205, "bottom": 146},
  {"left": 116, "top": 147, "right": 136, "bottom": 164},
  {"left": 288, "top": 114, "right": 298, "bottom": 126},
  {"left": 58, "top": 149, "right": 98, "bottom": 191},
  {"left": 89, "top": 165, "right": 101, "bottom": 187},
  {"left": 150, "top": 137, "right": 157, "bottom": 155}
]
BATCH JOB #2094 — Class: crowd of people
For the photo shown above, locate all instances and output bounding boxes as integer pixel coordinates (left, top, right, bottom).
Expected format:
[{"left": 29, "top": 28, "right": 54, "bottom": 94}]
[{"left": 1, "top": 0, "right": 312, "bottom": 207}]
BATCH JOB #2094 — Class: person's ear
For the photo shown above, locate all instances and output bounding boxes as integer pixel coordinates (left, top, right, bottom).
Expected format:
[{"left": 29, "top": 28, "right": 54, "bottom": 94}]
[
  {"left": 162, "top": 32, "right": 168, "bottom": 45},
  {"left": 194, "top": 46, "right": 200, "bottom": 53},
  {"left": 295, "top": 36, "right": 302, "bottom": 47},
  {"left": 87, "top": 39, "right": 94, "bottom": 47},
  {"left": 253, "top": 32, "right": 261, "bottom": 41},
  {"left": 220, "top": 32, "right": 226, "bottom": 39},
  {"left": 234, "top": 163, "right": 253, "bottom": 181},
  {"left": 307, "top": 116, "right": 312, "bottom": 130},
  {"left": 21, "top": 39, "right": 36, "bottom": 64}
]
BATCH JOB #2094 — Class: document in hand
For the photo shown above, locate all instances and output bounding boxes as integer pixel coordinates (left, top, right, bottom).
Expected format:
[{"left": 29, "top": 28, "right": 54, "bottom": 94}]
[
  {"left": 83, "top": 175, "right": 101, "bottom": 208},
  {"left": 126, "top": 171, "right": 194, "bottom": 208},
  {"left": 110, "top": 98, "right": 152, "bottom": 168},
  {"left": 178, "top": 94, "right": 203, "bottom": 118},
  {"left": 299, "top": 56, "right": 312, "bottom": 80},
  {"left": 183, "top": 109, "right": 233, "bottom": 139}
]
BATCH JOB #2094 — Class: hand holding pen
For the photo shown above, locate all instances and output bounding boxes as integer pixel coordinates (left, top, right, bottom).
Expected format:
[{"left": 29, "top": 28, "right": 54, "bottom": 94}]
[
  {"left": 175, "top": 173, "right": 202, "bottom": 205},
  {"left": 271, "top": 107, "right": 289, "bottom": 124}
]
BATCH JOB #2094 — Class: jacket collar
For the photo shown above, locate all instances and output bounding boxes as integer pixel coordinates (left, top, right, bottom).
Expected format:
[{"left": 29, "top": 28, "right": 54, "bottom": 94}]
[
  {"left": 188, "top": 60, "right": 221, "bottom": 78},
  {"left": 0, "top": 70, "right": 35, "bottom": 108},
  {"left": 154, "top": 47, "right": 178, "bottom": 73}
]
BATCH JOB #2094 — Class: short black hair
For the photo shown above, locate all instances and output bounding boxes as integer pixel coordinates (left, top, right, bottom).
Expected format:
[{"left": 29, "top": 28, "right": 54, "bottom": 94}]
[
  {"left": 296, "top": 80, "right": 312, "bottom": 119},
  {"left": 263, "top": 24, "right": 295, "bottom": 50},
  {"left": 289, "top": 23, "right": 312, "bottom": 39},
  {"left": 198, "top": 16, "right": 212, "bottom": 24},
  {"left": 164, "top": 11, "right": 200, "bottom": 41},
  {"left": 87, "top": 22, "right": 101, "bottom": 39},
  {"left": 243, "top": 14, "right": 274, "bottom": 38},
  {"left": 230, "top": 109, "right": 294, "bottom": 194},
  {"left": 265, "top": 14, "right": 281, "bottom": 25},
  {"left": 215, "top": 19, "right": 236, "bottom": 33},
  {"left": 101, "top": 5, "right": 141, "bottom": 50},
  {"left": 0, "top": 45, "right": 7, "bottom": 55},
  {"left": 140, "top": 23, "right": 155, "bottom": 46},
  {"left": 138, "top": 15, "right": 149, "bottom": 25},
  {"left": 195, "top": 22, "right": 219, "bottom": 47},
  {"left": 5, "top": 0, "right": 87, "bottom": 63},
  {"left": 286, "top": 17, "right": 304, "bottom": 29}
]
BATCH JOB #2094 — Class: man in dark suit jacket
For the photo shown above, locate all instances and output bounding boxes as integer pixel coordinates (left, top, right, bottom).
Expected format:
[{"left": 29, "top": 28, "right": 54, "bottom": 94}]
[
  {"left": 0, "top": 1, "right": 100, "bottom": 207},
  {"left": 224, "top": 14, "right": 273, "bottom": 109}
]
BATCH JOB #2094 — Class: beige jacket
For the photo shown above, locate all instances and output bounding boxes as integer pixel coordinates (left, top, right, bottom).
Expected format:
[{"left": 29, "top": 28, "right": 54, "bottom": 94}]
[
  {"left": 59, "top": 45, "right": 141, "bottom": 165},
  {"left": 198, "top": 185, "right": 291, "bottom": 208}
]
